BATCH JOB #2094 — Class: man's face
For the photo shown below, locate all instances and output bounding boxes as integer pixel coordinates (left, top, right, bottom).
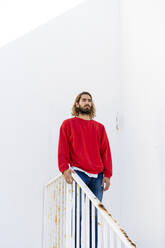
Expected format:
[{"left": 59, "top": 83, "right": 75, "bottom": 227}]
[{"left": 76, "top": 94, "right": 92, "bottom": 115}]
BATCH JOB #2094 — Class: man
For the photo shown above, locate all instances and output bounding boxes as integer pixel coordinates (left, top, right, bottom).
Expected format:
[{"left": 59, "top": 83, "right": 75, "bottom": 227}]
[{"left": 58, "top": 91, "right": 113, "bottom": 247}]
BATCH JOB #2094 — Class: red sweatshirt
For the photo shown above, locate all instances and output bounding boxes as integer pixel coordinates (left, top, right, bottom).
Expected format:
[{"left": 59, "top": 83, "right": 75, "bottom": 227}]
[{"left": 58, "top": 117, "right": 113, "bottom": 178}]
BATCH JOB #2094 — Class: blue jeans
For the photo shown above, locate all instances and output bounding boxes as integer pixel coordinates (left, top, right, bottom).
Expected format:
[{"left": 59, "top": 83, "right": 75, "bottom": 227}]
[{"left": 74, "top": 170, "right": 104, "bottom": 248}]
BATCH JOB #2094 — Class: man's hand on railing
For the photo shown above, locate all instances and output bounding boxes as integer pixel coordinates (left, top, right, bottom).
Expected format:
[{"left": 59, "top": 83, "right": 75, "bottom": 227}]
[
  {"left": 63, "top": 168, "right": 75, "bottom": 184},
  {"left": 101, "top": 177, "right": 110, "bottom": 191}
]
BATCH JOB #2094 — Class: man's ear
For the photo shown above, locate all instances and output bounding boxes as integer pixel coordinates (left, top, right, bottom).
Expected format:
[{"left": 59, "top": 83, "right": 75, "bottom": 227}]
[{"left": 76, "top": 102, "right": 79, "bottom": 108}]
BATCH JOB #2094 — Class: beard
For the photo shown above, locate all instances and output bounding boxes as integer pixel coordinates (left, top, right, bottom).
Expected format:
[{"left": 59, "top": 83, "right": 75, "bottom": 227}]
[{"left": 77, "top": 105, "right": 92, "bottom": 115}]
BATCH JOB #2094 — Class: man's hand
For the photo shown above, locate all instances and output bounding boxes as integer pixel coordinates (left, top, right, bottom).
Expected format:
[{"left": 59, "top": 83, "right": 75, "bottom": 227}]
[
  {"left": 101, "top": 177, "right": 110, "bottom": 191},
  {"left": 63, "top": 168, "right": 75, "bottom": 184}
]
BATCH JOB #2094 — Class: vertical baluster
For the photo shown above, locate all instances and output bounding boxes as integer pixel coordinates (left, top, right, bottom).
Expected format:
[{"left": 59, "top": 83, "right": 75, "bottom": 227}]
[
  {"left": 77, "top": 184, "right": 80, "bottom": 248},
  {"left": 72, "top": 180, "right": 76, "bottom": 248},
  {"left": 92, "top": 203, "right": 95, "bottom": 248},
  {"left": 56, "top": 181, "right": 59, "bottom": 248},
  {"left": 110, "top": 227, "right": 114, "bottom": 248},
  {"left": 61, "top": 177, "right": 65, "bottom": 247},
  {"left": 71, "top": 182, "right": 73, "bottom": 242},
  {"left": 57, "top": 179, "right": 60, "bottom": 248},
  {"left": 79, "top": 187, "right": 82, "bottom": 248},
  {"left": 81, "top": 191, "right": 85, "bottom": 248},
  {"left": 101, "top": 216, "right": 104, "bottom": 248},
  {"left": 59, "top": 177, "right": 63, "bottom": 248},
  {"left": 97, "top": 211, "right": 102, "bottom": 248},
  {"left": 89, "top": 200, "right": 92, "bottom": 248},
  {"left": 48, "top": 185, "right": 51, "bottom": 248},
  {"left": 50, "top": 184, "right": 52, "bottom": 248},
  {"left": 103, "top": 220, "right": 108, "bottom": 248},
  {"left": 43, "top": 186, "right": 48, "bottom": 248},
  {"left": 54, "top": 182, "right": 57, "bottom": 248},
  {"left": 51, "top": 184, "right": 54, "bottom": 248},
  {"left": 75, "top": 182, "right": 77, "bottom": 248},
  {"left": 52, "top": 182, "right": 56, "bottom": 248},
  {"left": 47, "top": 186, "right": 49, "bottom": 248},
  {"left": 66, "top": 181, "right": 72, "bottom": 247},
  {"left": 58, "top": 178, "right": 62, "bottom": 247},
  {"left": 107, "top": 224, "right": 110, "bottom": 248},
  {"left": 85, "top": 197, "right": 90, "bottom": 248},
  {"left": 117, "top": 236, "right": 122, "bottom": 248},
  {"left": 63, "top": 178, "right": 67, "bottom": 248}
]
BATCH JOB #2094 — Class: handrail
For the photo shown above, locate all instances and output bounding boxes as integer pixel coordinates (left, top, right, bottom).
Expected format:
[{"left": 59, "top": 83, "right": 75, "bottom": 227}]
[{"left": 43, "top": 172, "right": 136, "bottom": 248}]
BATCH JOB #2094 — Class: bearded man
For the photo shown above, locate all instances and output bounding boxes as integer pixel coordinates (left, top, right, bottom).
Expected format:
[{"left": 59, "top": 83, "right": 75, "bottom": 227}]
[{"left": 58, "top": 91, "right": 113, "bottom": 248}]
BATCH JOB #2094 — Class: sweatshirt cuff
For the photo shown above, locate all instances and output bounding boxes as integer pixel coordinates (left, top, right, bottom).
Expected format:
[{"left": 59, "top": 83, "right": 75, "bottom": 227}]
[
  {"left": 59, "top": 165, "right": 69, "bottom": 174},
  {"left": 103, "top": 170, "right": 112, "bottom": 179}
]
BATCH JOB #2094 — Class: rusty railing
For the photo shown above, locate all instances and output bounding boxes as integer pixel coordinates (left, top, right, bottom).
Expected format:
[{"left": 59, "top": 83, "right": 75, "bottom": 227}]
[{"left": 42, "top": 172, "right": 136, "bottom": 248}]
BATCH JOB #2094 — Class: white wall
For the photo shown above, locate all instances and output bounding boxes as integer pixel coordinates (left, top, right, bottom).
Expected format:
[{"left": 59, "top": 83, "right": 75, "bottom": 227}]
[
  {"left": 120, "top": 1, "right": 165, "bottom": 247},
  {"left": 0, "top": 0, "right": 85, "bottom": 48},
  {"left": 0, "top": 0, "right": 120, "bottom": 247}
]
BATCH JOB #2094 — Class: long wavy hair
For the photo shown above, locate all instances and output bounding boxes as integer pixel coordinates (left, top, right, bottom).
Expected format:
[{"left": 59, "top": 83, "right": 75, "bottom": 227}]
[{"left": 71, "top": 91, "right": 96, "bottom": 119}]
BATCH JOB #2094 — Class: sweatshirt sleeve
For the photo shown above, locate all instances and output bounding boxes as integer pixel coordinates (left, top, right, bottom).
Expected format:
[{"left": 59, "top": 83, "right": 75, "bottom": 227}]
[
  {"left": 58, "top": 121, "right": 70, "bottom": 173},
  {"left": 100, "top": 125, "right": 113, "bottom": 178}
]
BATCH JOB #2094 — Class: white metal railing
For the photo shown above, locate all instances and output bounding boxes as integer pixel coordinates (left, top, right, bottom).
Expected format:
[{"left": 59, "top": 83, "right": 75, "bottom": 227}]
[{"left": 42, "top": 172, "right": 136, "bottom": 248}]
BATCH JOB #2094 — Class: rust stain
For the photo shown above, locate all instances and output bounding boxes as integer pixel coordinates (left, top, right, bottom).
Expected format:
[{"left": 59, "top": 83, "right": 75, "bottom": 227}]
[
  {"left": 98, "top": 203, "right": 108, "bottom": 212},
  {"left": 119, "top": 227, "right": 136, "bottom": 247},
  {"left": 55, "top": 215, "right": 57, "bottom": 224},
  {"left": 97, "top": 203, "right": 136, "bottom": 247}
]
